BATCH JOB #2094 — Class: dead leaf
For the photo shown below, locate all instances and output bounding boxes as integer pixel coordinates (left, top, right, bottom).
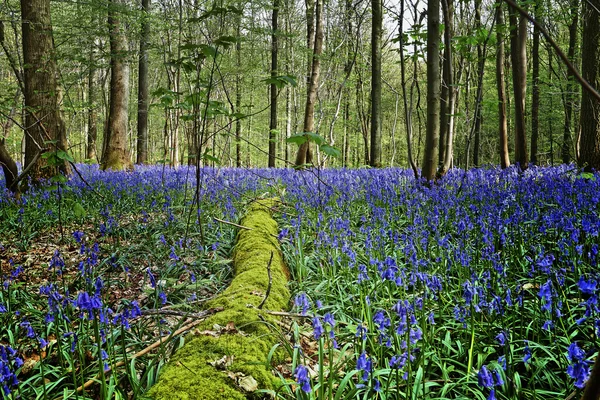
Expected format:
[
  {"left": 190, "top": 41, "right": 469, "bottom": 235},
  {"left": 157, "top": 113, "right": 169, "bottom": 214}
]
[
  {"left": 238, "top": 375, "right": 258, "bottom": 392},
  {"left": 208, "top": 354, "right": 234, "bottom": 370}
]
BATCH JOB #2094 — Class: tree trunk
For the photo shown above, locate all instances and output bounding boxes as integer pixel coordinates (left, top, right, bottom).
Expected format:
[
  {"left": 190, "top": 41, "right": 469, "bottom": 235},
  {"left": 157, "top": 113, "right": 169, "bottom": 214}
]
[
  {"left": 473, "top": 0, "right": 483, "bottom": 167},
  {"left": 269, "top": 0, "right": 279, "bottom": 167},
  {"left": 370, "top": 0, "right": 382, "bottom": 167},
  {"left": 496, "top": 3, "right": 510, "bottom": 168},
  {"left": 295, "top": 0, "right": 322, "bottom": 166},
  {"left": 563, "top": 0, "right": 579, "bottom": 164},
  {"left": 136, "top": 0, "right": 150, "bottom": 164},
  {"left": 102, "top": 0, "right": 130, "bottom": 170},
  {"left": 508, "top": 4, "right": 528, "bottom": 170},
  {"left": 530, "top": 0, "right": 540, "bottom": 165},
  {"left": 0, "top": 138, "right": 18, "bottom": 192},
  {"left": 422, "top": 0, "right": 441, "bottom": 181},
  {"left": 21, "top": 0, "right": 69, "bottom": 182},
  {"left": 398, "top": 0, "right": 418, "bottom": 177},
  {"left": 579, "top": 0, "right": 600, "bottom": 171},
  {"left": 438, "top": 0, "right": 454, "bottom": 176},
  {"left": 235, "top": 3, "right": 243, "bottom": 168},
  {"left": 87, "top": 39, "right": 98, "bottom": 161}
]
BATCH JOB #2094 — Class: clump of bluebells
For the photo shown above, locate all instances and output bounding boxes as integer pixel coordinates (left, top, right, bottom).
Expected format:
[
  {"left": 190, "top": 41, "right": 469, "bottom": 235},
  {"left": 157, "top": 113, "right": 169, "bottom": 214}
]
[
  {"left": 0, "top": 164, "right": 257, "bottom": 398},
  {"left": 279, "top": 166, "right": 600, "bottom": 398}
]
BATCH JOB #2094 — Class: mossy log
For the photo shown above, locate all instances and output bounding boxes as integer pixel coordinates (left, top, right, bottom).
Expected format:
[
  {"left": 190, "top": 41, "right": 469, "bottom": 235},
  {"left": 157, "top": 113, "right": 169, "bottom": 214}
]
[{"left": 148, "top": 199, "right": 290, "bottom": 400}]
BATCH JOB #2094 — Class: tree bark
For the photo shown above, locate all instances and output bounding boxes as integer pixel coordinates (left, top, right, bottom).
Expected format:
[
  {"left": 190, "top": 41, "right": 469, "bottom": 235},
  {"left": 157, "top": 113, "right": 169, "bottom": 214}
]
[
  {"left": 269, "top": 0, "right": 279, "bottom": 167},
  {"left": 422, "top": 0, "right": 441, "bottom": 181},
  {"left": 87, "top": 40, "right": 98, "bottom": 161},
  {"left": 370, "top": 0, "right": 382, "bottom": 167},
  {"left": 438, "top": 0, "right": 454, "bottom": 176},
  {"left": 398, "top": 0, "right": 418, "bottom": 177},
  {"left": 496, "top": 3, "right": 510, "bottom": 168},
  {"left": 508, "top": 4, "right": 528, "bottom": 170},
  {"left": 473, "top": 0, "right": 483, "bottom": 167},
  {"left": 21, "top": 0, "right": 69, "bottom": 182},
  {"left": 136, "top": 0, "right": 150, "bottom": 164},
  {"left": 295, "top": 0, "right": 322, "bottom": 166},
  {"left": 0, "top": 138, "right": 18, "bottom": 192},
  {"left": 563, "top": 0, "right": 579, "bottom": 164},
  {"left": 102, "top": 0, "right": 131, "bottom": 170},
  {"left": 530, "top": 0, "right": 540, "bottom": 165},
  {"left": 579, "top": 0, "right": 600, "bottom": 171}
]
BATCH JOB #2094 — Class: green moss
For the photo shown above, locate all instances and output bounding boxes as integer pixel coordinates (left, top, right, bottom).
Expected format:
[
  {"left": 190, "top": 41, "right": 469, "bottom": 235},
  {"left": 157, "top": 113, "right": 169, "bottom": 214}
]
[{"left": 148, "top": 199, "right": 290, "bottom": 399}]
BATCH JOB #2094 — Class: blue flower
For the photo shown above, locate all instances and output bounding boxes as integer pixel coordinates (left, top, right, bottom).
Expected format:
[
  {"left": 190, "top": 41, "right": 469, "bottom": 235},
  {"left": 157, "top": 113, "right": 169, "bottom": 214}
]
[
  {"left": 312, "top": 316, "right": 323, "bottom": 340},
  {"left": 478, "top": 365, "right": 494, "bottom": 388},
  {"left": 495, "top": 331, "right": 507, "bottom": 346},
  {"left": 294, "top": 365, "right": 311, "bottom": 393},
  {"left": 294, "top": 293, "right": 310, "bottom": 315},
  {"left": 356, "top": 352, "right": 372, "bottom": 381},
  {"left": 578, "top": 276, "right": 597, "bottom": 295}
]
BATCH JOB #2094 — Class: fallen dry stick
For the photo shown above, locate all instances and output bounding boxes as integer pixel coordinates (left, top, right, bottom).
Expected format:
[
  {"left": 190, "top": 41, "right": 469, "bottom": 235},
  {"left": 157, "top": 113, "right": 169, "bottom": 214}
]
[{"left": 65, "top": 307, "right": 223, "bottom": 396}]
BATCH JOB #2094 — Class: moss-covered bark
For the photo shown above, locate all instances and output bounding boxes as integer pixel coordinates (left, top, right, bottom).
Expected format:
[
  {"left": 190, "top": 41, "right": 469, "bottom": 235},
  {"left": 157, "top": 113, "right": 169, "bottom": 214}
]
[{"left": 148, "top": 199, "right": 290, "bottom": 399}]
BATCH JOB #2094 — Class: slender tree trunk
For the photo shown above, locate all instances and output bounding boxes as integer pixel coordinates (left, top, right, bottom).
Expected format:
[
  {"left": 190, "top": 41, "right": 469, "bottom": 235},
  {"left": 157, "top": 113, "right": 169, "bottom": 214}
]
[
  {"left": 422, "top": 0, "right": 441, "bottom": 181},
  {"left": 579, "top": 0, "right": 600, "bottom": 171},
  {"left": 508, "top": 4, "right": 528, "bottom": 170},
  {"left": 370, "top": 0, "right": 382, "bottom": 167},
  {"left": 295, "top": 0, "right": 322, "bottom": 166},
  {"left": 438, "top": 0, "right": 454, "bottom": 176},
  {"left": 269, "top": 0, "right": 279, "bottom": 167},
  {"left": 530, "top": 0, "right": 540, "bottom": 165},
  {"left": 87, "top": 39, "right": 98, "bottom": 161},
  {"left": 21, "top": 0, "right": 70, "bottom": 182},
  {"left": 563, "top": 0, "right": 579, "bottom": 164},
  {"left": 496, "top": 3, "right": 510, "bottom": 168},
  {"left": 398, "top": 0, "right": 418, "bottom": 177},
  {"left": 235, "top": 25, "right": 242, "bottom": 168},
  {"left": 438, "top": 0, "right": 452, "bottom": 167},
  {"left": 136, "top": 0, "right": 150, "bottom": 164},
  {"left": 102, "top": 0, "right": 130, "bottom": 170},
  {"left": 473, "top": 0, "right": 484, "bottom": 167}
]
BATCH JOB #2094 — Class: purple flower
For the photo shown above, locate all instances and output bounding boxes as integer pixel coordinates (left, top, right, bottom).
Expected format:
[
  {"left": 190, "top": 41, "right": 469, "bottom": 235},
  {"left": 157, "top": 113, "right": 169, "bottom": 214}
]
[
  {"left": 495, "top": 331, "right": 507, "bottom": 346},
  {"left": 323, "top": 312, "right": 335, "bottom": 327},
  {"left": 478, "top": 365, "right": 494, "bottom": 388},
  {"left": 356, "top": 352, "right": 372, "bottom": 381},
  {"left": 146, "top": 268, "right": 156, "bottom": 288},
  {"left": 294, "top": 365, "right": 311, "bottom": 393},
  {"left": 579, "top": 276, "right": 597, "bottom": 295},
  {"left": 312, "top": 316, "right": 323, "bottom": 340},
  {"left": 294, "top": 293, "right": 310, "bottom": 315}
]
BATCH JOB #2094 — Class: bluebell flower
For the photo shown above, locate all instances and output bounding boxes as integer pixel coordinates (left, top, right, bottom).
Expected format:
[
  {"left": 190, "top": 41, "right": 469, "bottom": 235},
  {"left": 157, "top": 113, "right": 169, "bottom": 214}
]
[
  {"left": 356, "top": 324, "right": 367, "bottom": 340},
  {"left": 356, "top": 351, "right": 372, "bottom": 381},
  {"left": 478, "top": 365, "right": 494, "bottom": 388},
  {"left": 323, "top": 312, "right": 335, "bottom": 327},
  {"left": 312, "top": 316, "right": 323, "bottom": 340},
  {"left": 523, "top": 342, "right": 532, "bottom": 363},
  {"left": 495, "top": 331, "right": 507, "bottom": 346},
  {"left": 538, "top": 279, "right": 553, "bottom": 312},
  {"left": 294, "top": 293, "right": 310, "bottom": 315},
  {"left": 146, "top": 268, "right": 156, "bottom": 288},
  {"left": 578, "top": 276, "right": 597, "bottom": 295},
  {"left": 294, "top": 365, "right": 311, "bottom": 393}
]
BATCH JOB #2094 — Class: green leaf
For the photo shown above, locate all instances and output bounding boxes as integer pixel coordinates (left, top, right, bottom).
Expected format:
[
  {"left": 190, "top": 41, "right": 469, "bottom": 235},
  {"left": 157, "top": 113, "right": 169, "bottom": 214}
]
[
  {"left": 200, "top": 45, "right": 217, "bottom": 59},
  {"left": 320, "top": 144, "right": 341, "bottom": 158},
  {"left": 214, "top": 35, "right": 238, "bottom": 48},
  {"left": 304, "top": 131, "right": 323, "bottom": 145},
  {"left": 286, "top": 134, "right": 307, "bottom": 145},
  {"left": 73, "top": 203, "right": 86, "bottom": 218},
  {"left": 50, "top": 174, "right": 68, "bottom": 183}
]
